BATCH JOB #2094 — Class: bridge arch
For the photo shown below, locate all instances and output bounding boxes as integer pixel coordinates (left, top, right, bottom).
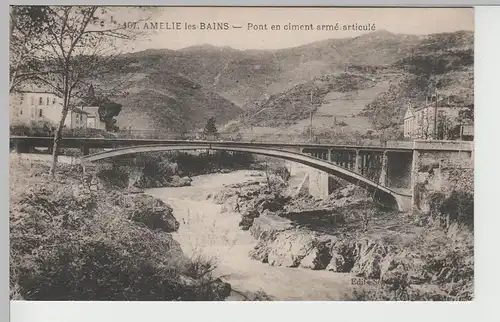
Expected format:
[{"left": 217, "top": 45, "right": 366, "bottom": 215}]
[{"left": 81, "top": 144, "right": 412, "bottom": 211}]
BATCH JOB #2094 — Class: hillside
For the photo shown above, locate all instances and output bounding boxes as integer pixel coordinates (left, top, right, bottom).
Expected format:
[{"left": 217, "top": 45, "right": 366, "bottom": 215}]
[
  {"left": 123, "top": 30, "right": 424, "bottom": 108},
  {"left": 362, "top": 31, "right": 474, "bottom": 129},
  {"left": 112, "top": 72, "right": 243, "bottom": 132},
  {"left": 111, "top": 30, "right": 473, "bottom": 135}
]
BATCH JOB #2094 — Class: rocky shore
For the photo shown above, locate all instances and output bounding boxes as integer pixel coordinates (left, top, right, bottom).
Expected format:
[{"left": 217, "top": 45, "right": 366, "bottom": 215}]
[{"left": 208, "top": 176, "right": 474, "bottom": 301}]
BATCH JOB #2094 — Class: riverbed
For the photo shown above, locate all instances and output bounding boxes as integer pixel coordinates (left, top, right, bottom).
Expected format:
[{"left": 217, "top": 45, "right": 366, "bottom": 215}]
[{"left": 146, "top": 170, "right": 354, "bottom": 301}]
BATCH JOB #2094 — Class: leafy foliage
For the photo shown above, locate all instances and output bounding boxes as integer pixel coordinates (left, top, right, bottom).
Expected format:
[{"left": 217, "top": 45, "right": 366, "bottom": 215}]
[
  {"left": 203, "top": 117, "right": 218, "bottom": 137},
  {"left": 10, "top": 120, "right": 56, "bottom": 136}
]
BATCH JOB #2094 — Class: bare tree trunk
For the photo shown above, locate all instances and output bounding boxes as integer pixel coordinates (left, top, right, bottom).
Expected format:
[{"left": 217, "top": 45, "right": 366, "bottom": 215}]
[
  {"left": 9, "top": 7, "right": 18, "bottom": 93},
  {"left": 49, "top": 106, "right": 70, "bottom": 177},
  {"left": 50, "top": 76, "right": 71, "bottom": 177}
]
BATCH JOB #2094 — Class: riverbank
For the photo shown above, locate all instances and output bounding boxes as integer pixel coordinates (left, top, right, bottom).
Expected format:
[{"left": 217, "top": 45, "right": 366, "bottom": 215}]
[
  {"left": 208, "top": 171, "right": 474, "bottom": 301},
  {"left": 9, "top": 155, "right": 231, "bottom": 301}
]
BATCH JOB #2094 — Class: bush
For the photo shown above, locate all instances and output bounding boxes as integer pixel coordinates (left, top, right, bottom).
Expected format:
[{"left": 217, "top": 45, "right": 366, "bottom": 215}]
[
  {"left": 440, "top": 191, "right": 474, "bottom": 229},
  {"left": 10, "top": 120, "right": 56, "bottom": 137},
  {"left": 426, "top": 190, "right": 474, "bottom": 229}
]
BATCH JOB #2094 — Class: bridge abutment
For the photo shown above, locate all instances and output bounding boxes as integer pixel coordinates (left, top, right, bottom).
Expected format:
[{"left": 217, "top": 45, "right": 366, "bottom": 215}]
[{"left": 307, "top": 167, "right": 331, "bottom": 199}]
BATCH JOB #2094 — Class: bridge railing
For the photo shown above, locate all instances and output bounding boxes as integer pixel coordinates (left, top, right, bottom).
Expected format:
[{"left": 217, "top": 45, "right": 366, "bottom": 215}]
[{"left": 10, "top": 128, "right": 390, "bottom": 147}]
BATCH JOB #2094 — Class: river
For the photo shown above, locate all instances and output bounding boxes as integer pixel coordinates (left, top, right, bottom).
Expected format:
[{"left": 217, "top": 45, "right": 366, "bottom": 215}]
[{"left": 146, "top": 169, "right": 354, "bottom": 301}]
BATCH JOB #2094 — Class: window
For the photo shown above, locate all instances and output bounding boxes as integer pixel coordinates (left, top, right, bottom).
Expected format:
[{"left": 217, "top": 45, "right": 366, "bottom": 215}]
[
  {"left": 46, "top": 97, "right": 50, "bottom": 105},
  {"left": 20, "top": 108, "right": 23, "bottom": 115},
  {"left": 39, "top": 109, "right": 43, "bottom": 117},
  {"left": 31, "top": 107, "right": 35, "bottom": 118},
  {"left": 39, "top": 97, "right": 43, "bottom": 105},
  {"left": 31, "top": 97, "right": 34, "bottom": 105},
  {"left": 53, "top": 98, "right": 56, "bottom": 104}
]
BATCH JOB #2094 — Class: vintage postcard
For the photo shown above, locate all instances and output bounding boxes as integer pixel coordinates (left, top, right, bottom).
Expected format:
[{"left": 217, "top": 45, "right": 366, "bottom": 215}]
[{"left": 9, "top": 6, "right": 474, "bottom": 301}]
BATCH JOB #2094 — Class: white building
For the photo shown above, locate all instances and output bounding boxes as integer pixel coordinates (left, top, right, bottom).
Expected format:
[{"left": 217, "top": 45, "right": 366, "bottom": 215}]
[
  {"left": 81, "top": 106, "right": 107, "bottom": 130},
  {"left": 403, "top": 95, "right": 472, "bottom": 140},
  {"left": 9, "top": 89, "right": 103, "bottom": 130}
]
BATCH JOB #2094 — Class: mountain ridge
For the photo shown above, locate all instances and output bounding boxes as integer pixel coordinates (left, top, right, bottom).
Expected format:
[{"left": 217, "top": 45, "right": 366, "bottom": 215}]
[{"left": 112, "top": 30, "right": 473, "bottom": 134}]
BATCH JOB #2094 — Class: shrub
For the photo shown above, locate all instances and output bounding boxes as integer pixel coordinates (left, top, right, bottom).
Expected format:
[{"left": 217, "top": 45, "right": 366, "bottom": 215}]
[
  {"left": 10, "top": 120, "right": 56, "bottom": 137},
  {"left": 440, "top": 191, "right": 474, "bottom": 229},
  {"left": 425, "top": 190, "right": 474, "bottom": 229}
]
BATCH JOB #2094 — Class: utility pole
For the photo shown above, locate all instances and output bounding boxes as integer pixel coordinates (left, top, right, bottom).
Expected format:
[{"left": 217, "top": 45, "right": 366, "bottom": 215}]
[
  {"left": 309, "top": 90, "right": 313, "bottom": 142},
  {"left": 433, "top": 90, "right": 438, "bottom": 140}
]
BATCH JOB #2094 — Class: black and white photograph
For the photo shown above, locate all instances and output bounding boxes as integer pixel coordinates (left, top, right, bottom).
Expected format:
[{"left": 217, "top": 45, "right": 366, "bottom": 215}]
[{"left": 9, "top": 5, "right": 474, "bottom": 301}]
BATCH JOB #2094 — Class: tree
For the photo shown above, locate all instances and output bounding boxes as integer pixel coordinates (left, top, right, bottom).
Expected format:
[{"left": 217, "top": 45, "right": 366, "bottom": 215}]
[
  {"left": 458, "top": 103, "right": 474, "bottom": 125},
  {"left": 203, "top": 117, "right": 218, "bottom": 138},
  {"left": 94, "top": 96, "right": 123, "bottom": 132},
  {"left": 12, "top": 6, "right": 151, "bottom": 176},
  {"left": 9, "top": 6, "right": 51, "bottom": 92}
]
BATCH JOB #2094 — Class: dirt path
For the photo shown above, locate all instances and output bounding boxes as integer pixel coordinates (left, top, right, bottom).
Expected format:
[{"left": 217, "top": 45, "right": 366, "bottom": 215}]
[{"left": 146, "top": 170, "right": 354, "bottom": 301}]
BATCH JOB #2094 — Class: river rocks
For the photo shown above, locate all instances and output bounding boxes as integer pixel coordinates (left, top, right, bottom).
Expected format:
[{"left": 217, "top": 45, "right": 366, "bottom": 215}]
[
  {"left": 239, "top": 209, "right": 260, "bottom": 230},
  {"left": 125, "top": 194, "right": 180, "bottom": 232},
  {"left": 210, "top": 278, "right": 232, "bottom": 300},
  {"left": 250, "top": 226, "right": 336, "bottom": 269},
  {"left": 266, "top": 230, "right": 317, "bottom": 267},
  {"left": 380, "top": 250, "right": 428, "bottom": 285},
  {"left": 126, "top": 186, "right": 144, "bottom": 194},
  {"left": 135, "top": 175, "right": 192, "bottom": 189},
  {"left": 326, "top": 252, "right": 347, "bottom": 272},
  {"left": 249, "top": 214, "right": 294, "bottom": 240},
  {"left": 249, "top": 240, "right": 270, "bottom": 263},
  {"left": 299, "top": 243, "right": 332, "bottom": 270},
  {"left": 351, "top": 239, "right": 395, "bottom": 279},
  {"left": 166, "top": 175, "right": 192, "bottom": 187}
]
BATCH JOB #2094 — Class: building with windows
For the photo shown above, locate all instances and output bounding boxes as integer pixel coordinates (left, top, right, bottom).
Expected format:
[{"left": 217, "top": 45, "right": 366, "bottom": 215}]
[
  {"left": 9, "top": 87, "right": 98, "bottom": 130},
  {"left": 81, "top": 106, "right": 107, "bottom": 130},
  {"left": 403, "top": 95, "right": 473, "bottom": 140}
]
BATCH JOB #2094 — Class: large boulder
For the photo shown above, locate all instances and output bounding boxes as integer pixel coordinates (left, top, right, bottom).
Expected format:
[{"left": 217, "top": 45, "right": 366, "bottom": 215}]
[
  {"left": 126, "top": 194, "right": 180, "bottom": 232},
  {"left": 299, "top": 242, "right": 332, "bottom": 270},
  {"left": 266, "top": 229, "right": 324, "bottom": 268},
  {"left": 249, "top": 214, "right": 294, "bottom": 241}
]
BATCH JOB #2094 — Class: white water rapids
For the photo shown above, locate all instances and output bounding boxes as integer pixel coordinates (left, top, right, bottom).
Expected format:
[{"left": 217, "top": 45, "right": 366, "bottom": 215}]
[{"left": 146, "top": 170, "right": 354, "bottom": 301}]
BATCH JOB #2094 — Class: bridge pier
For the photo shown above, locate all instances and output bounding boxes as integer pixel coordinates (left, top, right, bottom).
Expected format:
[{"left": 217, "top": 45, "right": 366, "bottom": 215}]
[
  {"left": 80, "top": 144, "right": 90, "bottom": 156},
  {"left": 379, "top": 151, "right": 388, "bottom": 186},
  {"left": 307, "top": 167, "right": 331, "bottom": 199},
  {"left": 354, "top": 150, "right": 361, "bottom": 173}
]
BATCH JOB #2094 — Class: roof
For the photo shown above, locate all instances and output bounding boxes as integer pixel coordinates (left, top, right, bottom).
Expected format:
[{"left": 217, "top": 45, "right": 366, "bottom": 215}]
[
  {"left": 15, "top": 83, "right": 58, "bottom": 95},
  {"left": 70, "top": 107, "right": 88, "bottom": 115},
  {"left": 82, "top": 106, "right": 100, "bottom": 114}
]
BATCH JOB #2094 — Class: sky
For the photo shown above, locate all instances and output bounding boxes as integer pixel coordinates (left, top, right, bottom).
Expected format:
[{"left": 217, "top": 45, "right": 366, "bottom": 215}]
[{"left": 106, "top": 7, "right": 474, "bottom": 52}]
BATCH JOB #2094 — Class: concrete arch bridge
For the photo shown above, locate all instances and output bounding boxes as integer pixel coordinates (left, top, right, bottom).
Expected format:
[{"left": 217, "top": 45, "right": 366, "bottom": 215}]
[{"left": 80, "top": 143, "right": 413, "bottom": 211}]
